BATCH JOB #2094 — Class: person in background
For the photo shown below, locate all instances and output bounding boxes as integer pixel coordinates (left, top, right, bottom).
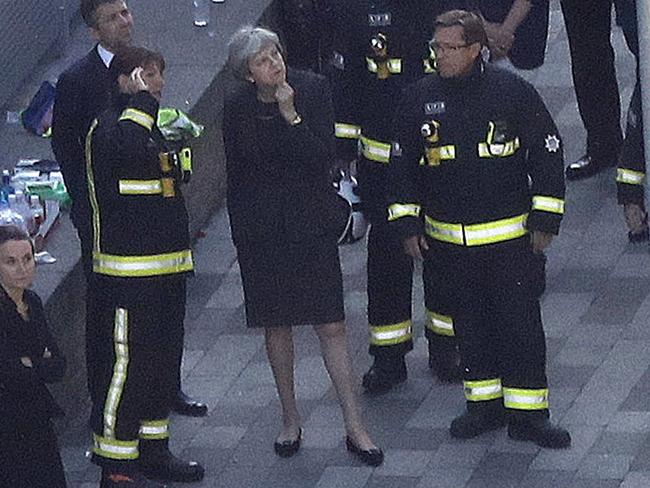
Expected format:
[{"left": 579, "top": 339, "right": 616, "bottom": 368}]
[
  {"left": 0, "top": 225, "right": 67, "bottom": 487},
  {"left": 51, "top": 0, "right": 205, "bottom": 418},
  {"left": 85, "top": 46, "right": 204, "bottom": 487},
  {"left": 223, "top": 26, "right": 383, "bottom": 466},
  {"left": 562, "top": 0, "right": 638, "bottom": 180}
]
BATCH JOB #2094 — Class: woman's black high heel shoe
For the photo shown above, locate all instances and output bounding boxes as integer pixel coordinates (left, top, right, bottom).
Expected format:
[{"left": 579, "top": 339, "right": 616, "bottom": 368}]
[
  {"left": 345, "top": 436, "right": 384, "bottom": 466},
  {"left": 274, "top": 428, "right": 302, "bottom": 458}
]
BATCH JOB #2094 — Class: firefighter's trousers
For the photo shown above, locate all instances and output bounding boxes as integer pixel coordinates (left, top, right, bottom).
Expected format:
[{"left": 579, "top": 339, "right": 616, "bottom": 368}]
[
  {"left": 426, "top": 237, "right": 550, "bottom": 411},
  {"left": 89, "top": 274, "right": 186, "bottom": 463}
]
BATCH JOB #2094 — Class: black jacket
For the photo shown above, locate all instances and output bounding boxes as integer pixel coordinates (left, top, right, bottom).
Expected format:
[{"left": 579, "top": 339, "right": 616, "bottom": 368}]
[
  {"left": 52, "top": 46, "right": 111, "bottom": 237},
  {"left": 0, "top": 288, "right": 66, "bottom": 432},
  {"left": 86, "top": 92, "right": 193, "bottom": 278},
  {"left": 223, "top": 69, "right": 345, "bottom": 246},
  {"left": 389, "top": 62, "right": 565, "bottom": 242}
]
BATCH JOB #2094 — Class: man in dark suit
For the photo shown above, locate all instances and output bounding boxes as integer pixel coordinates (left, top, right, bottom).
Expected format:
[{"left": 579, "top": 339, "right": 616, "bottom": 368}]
[{"left": 51, "top": 0, "right": 207, "bottom": 422}]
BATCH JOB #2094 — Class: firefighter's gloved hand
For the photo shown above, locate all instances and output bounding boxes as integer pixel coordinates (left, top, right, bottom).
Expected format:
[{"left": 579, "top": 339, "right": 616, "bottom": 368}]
[
  {"left": 530, "top": 231, "right": 553, "bottom": 254},
  {"left": 403, "top": 235, "right": 429, "bottom": 260},
  {"left": 624, "top": 203, "right": 647, "bottom": 234}
]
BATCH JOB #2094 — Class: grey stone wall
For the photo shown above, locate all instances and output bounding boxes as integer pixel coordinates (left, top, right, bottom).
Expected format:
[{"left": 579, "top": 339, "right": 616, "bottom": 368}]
[{"left": 0, "top": 0, "right": 78, "bottom": 108}]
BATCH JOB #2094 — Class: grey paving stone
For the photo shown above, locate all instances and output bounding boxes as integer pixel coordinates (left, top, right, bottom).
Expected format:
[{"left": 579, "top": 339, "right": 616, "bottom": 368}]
[
  {"left": 215, "top": 464, "right": 271, "bottom": 488},
  {"left": 580, "top": 278, "right": 650, "bottom": 325},
  {"left": 540, "top": 292, "right": 596, "bottom": 338},
  {"left": 428, "top": 443, "right": 488, "bottom": 469},
  {"left": 189, "top": 425, "right": 247, "bottom": 448},
  {"left": 629, "top": 437, "right": 650, "bottom": 471},
  {"left": 519, "top": 469, "right": 577, "bottom": 488},
  {"left": 314, "top": 466, "right": 373, "bottom": 488},
  {"left": 365, "top": 475, "right": 421, "bottom": 488},
  {"left": 416, "top": 468, "right": 474, "bottom": 488},
  {"left": 576, "top": 453, "right": 632, "bottom": 479},
  {"left": 373, "top": 449, "right": 435, "bottom": 477},
  {"left": 381, "top": 428, "right": 448, "bottom": 452},
  {"left": 191, "top": 334, "right": 263, "bottom": 377},
  {"left": 464, "top": 476, "right": 523, "bottom": 488},
  {"left": 563, "top": 341, "right": 650, "bottom": 426},
  {"left": 565, "top": 321, "right": 624, "bottom": 347},
  {"left": 612, "top": 253, "right": 650, "bottom": 278},
  {"left": 607, "top": 412, "right": 650, "bottom": 434},
  {"left": 590, "top": 432, "right": 646, "bottom": 456},
  {"left": 204, "top": 404, "right": 265, "bottom": 427},
  {"left": 547, "top": 364, "right": 598, "bottom": 388},
  {"left": 621, "top": 471, "right": 650, "bottom": 488},
  {"left": 302, "top": 426, "right": 345, "bottom": 449},
  {"left": 529, "top": 425, "right": 601, "bottom": 472},
  {"left": 406, "top": 385, "right": 465, "bottom": 429},
  {"left": 472, "top": 452, "right": 535, "bottom": 481},
  {"left": 205, "top": 263, "right": 244, "bottom": 309}
]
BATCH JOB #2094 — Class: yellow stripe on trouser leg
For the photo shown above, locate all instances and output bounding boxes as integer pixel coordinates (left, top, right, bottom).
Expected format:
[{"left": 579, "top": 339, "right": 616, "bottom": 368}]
[
  {"left": 139, "top": 418, "right": 171, "bottom": 440},
  {"left": 464, "top": 378, "right": 503, "bottom": 402},
  {"left": 425, "top": 309, "right": 455, "bottom": 337},
  {"left": 92, "top": 433, "right": 139, "bottom": 461},
  {"left": 102, "top": 308, "right": 130, "bottom": 439},
  {"left": 503, "top": 387, "right": 549, "bottom": 410},
  {"left": 369, "top": 320, "right": 412, "bottom": 346}
]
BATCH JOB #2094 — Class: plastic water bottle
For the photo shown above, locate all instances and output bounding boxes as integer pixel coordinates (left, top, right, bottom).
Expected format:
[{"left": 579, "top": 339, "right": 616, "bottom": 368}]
[
  {"left": 11, "top": 191, "right": 36, "bottom": 235},
  {"left": 0, "top": 200, "right": 27, "bottom": 232},
  {"left": 192, "top": 0, "right": 209, "bottom": 26}
]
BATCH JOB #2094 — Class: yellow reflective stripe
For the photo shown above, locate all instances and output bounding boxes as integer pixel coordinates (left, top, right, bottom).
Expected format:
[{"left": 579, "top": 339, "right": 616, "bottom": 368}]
[
  {"left": 119, "top": 108, "right": 154, "bottom": 131},
  {"left": 503, "top": 387, "right": 549, "bottom": 410},
  {"left": 464, "top": 379, "right": 503, "bottom": 401},
  {"left": 92, "top": 434, "right": 138, "bottom": 460},
  {"left": 335, "top": 123, "right": 361, "bottom": 140},
  {"left": 360, "top": 136, "right": 391, "bottom": 164},
  {"left": 464, "top": 214, "right": 528, "bottom": 246},
  {"left": 86, "top": 119, "right": 103, "bottom": 253},
  {"left": 140, "top": 419, "right": 170, "bottom": 440},
  {"left": 424, "top": 217, "right": 464, "bottom": 245},
  {"left": 118, "top": 179, "right": 162, "bottom": 195},
  {"left": 532, "top": 196, "right": 565, "bottom": 215},
  {"left": 424, "top": 213, "right": 529, "bottom": 246},
  {"left": 180, "top": 147, "right": 193, "bottom": 173},
  {"left": 93, "top": 249, "right": 194, "bottom": 277},
  {"left": 478, "top": 138, "right": 520, "bottom": 158},
  {"left": 366, "top": 57, "right": 402, "bottom": 73},
  {"left": 388, "top": 203, "right": 421, "bottom": 221},
  {"left": 423, "top": 58, "right": 435, "bottom": 73},
  {"left": 424, "top": 145, "right": 456, "bottom": 166},
  {"left": 103, "top": 308, "right": 129, "bottom": 439},
  {"left": 617, "top": 168, "right": 646, "bottom": 185},
  {"left": 369, "top": 320, "right": 412, "bottom": 346},
  {"left": 425, "top": 309, "right": 454, "bottom": 337}
]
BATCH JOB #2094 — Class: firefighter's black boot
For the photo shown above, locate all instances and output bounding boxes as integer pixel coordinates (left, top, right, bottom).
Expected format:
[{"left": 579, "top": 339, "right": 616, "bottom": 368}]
[
  {"left": 362, "top": 356, "right": 407, "bottom": 395},
  {"left": 507, "top": 410, "right": 571, "bottom": 449},
  {"left": 450, "top": 399, "right": 507, "bottom": 439},
  {"left": 138, "top": 439, "right": 205, "bottom": 483},
  {"left": 428, "top": 337, "right": 462, "bottom": 383},
  {"left": 100, "top": 460, "right": 167, "bottom": 488}
]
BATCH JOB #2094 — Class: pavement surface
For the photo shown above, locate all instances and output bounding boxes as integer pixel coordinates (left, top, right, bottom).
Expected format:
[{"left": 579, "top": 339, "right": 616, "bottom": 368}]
[{"left": 18, "top": 1, "right": 650, "bottom": 487}]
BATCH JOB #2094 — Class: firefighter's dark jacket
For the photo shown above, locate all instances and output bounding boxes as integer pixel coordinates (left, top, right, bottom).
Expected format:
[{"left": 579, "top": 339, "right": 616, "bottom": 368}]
[
  {"left": 0, "top": 288, "right": 66, "bottom": 432},
  {"left": 389, "top": 62, "right": 565, "bottom": 241},
  {"left": 86, "top": 91, "right": 193, "bottom": 278},
  {"left": 323, "top": 1, "right": 453, "bottom": 160},
  {"left": 223, "top": 69, "right": 347, "bottom": 246},
  {"left": 616, "top": 83, "right": 645, "bottom": 206}
]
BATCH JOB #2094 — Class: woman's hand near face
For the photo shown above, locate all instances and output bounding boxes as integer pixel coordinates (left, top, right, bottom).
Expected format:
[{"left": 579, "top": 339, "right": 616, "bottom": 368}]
[
  {"left": 275, "top": 81, "right": 298, "bottom": 124},
  {"left": 124, "top": 67, "right": 149, "bottom": 95}
]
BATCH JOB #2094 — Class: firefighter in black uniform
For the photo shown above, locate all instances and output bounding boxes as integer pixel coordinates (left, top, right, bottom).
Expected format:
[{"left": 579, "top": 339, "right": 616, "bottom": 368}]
[
  {"left": 388, "top": 10, "right": 571, "bottom": 448},
  {"left": 617, "top": 83, "right": 648, "bottom": 240},
  {"left": 323, "top": 0, "right": 465, "bottom": 394},
  {"left": 85, "top": 47, "right": 204, "bottom": 487}
]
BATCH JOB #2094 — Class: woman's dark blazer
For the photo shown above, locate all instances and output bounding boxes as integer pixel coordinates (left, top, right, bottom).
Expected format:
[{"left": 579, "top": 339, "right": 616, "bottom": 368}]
[{"left": 223, "top": 68, "right": 343, "bottom": 247}]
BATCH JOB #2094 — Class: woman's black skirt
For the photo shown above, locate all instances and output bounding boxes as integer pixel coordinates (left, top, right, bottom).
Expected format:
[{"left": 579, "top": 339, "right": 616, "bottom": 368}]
[{"left": 237, "top": 237, "right": 345, "bottom": 328}]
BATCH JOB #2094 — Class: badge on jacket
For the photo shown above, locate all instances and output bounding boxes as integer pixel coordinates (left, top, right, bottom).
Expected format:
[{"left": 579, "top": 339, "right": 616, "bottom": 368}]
[
  {"left": 424, "top": 102, "right": 445, "bottom": 115},
  {"left": 368, "top": 13, "right": 391, "bottom": 26}
]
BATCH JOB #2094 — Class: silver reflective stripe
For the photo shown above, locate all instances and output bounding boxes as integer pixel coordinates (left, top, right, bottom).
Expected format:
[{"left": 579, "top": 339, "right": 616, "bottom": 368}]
[
  {"left": 118, "top": 179, "right": 162, "bottom": 195},
  {"left": 103, "top": 308, "right": 129, "bottom": 438},
  {"left": 503, "top": 388, "right": 549, "bottom": 409},
  {"left": 371, "top": 327, "right": 410, "bottom": 342},
  {"left": 617, "top": 168, "right": 645, "bottom": 185},
  {"left": 140, "top": 421, "right": 169, "bottom": 436},
  {"left": 335, "top": 123, "right": 361, "bottom": 139},
  {"left": 532, "top": 196, "right": 565, "bottom": 214},
  {"left": 388, "top": 203, "right": 420, "bottom": 221},
  {"left": 463, "top": 214, "right": 528, "bottom": 246},
  {"left": 94, "top": 250, "right": 194, "bottom": 277},
  {"left": 467, "top": 383, "right": 501, "bottom": 397},
  {"left": 94, "top": 440, "right": 138, "bottom": 456},
  {"left": 119, "top": 108, "right": 154, "bottom": 131}
]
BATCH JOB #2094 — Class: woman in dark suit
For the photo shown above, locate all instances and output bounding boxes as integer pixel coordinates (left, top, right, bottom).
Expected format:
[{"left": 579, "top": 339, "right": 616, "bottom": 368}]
[
  {"left": 0, "top": 225, "right": 67, "bottom": 487},
  {"left": 223, "top": 26, "right": 382, "bottom": 466}
]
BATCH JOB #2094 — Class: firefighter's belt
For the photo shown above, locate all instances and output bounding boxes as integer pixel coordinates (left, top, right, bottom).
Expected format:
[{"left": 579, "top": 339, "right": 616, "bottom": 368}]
[
  {"left": 335, "top": 123, "right": 361, "bottom": 140},
  {"left": 360, "top": 136, "right": 391, "bottom": 164},
  {"left": 93, "top": 249, "right": 194, "bottom": 277},
  {"left": 425, "top": 213, "right": 528, "bottom": 246},
  {"left": 617, "top": 168, "right": 645, "bottom": 186},
  {"left": 366, "top": 57, "right": 402, "bottom": 74}
]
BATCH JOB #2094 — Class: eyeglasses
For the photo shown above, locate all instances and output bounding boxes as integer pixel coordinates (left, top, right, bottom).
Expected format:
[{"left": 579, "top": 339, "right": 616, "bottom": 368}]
[{"left": 429, "top": 41, "right": 471, "bottom": 53}]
